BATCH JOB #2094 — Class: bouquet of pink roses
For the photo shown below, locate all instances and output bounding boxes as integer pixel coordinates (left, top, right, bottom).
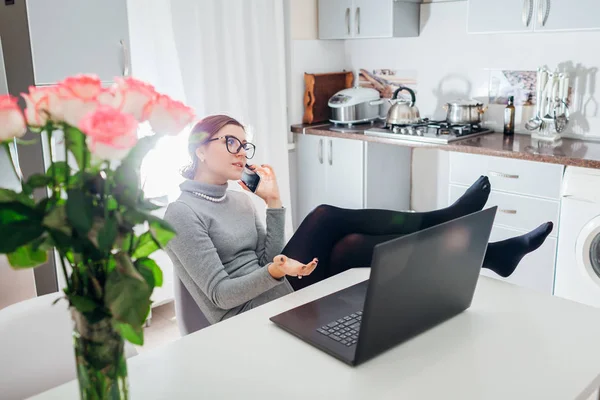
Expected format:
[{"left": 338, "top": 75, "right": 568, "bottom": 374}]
[{"left": 0, "top": 74, "right": 195, "bottom": 399}]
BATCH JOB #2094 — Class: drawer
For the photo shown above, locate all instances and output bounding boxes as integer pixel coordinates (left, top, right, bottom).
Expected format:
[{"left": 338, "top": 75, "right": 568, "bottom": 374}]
[
  {"left": 481, "top": 225, "right": 557, "bottom": 295},
  {"left": 449, "top": 152, "right": 564, "bottom": 200},
  {"left": 449, "top": 185, "right": 559, "bottom": 237}
]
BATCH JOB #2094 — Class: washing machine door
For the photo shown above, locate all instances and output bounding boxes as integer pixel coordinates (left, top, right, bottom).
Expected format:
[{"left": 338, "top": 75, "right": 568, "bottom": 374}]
[{"left": 576, "top": 216, "right": 600, "bottom": 287}]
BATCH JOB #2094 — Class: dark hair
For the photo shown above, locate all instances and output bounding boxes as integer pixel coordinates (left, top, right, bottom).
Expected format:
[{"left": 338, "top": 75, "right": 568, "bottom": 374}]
[{"left": 181, "top": 114, "right": 245, "bottom": 179}]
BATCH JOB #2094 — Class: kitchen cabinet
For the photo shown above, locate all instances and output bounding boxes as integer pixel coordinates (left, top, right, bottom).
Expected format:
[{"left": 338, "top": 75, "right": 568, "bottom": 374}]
[
  {"left": 296, "top": 134, "right": 364, "bottom": 221},
  {"left": 468, "top": 0, "right": 600, "bottom": 34},
  {"left": 318, "top": 0, "right": 420, "bottom": 40},
  {"left": 295, "top": 134, "right": 411, "bottom": 227},
  {"left": 26, "top": 0, "right": 131, "bottom": 85},
  {"left": 447, "top": 152, "right": 563, "bottom": 294},
  {"left": 533, "top": 0, "right": 600, "bottom": 32}
]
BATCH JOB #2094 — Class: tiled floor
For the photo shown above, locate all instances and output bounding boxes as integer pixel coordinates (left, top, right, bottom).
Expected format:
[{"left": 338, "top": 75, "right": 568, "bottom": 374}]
[{"left": 136, "top": 302, "right": 181, "bottom": 353}]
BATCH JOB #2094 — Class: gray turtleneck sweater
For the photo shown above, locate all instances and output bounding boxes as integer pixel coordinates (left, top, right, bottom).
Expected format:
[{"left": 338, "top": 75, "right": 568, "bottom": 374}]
[{"left": 164, "top": 180, "right": 293, "bottom": 324}]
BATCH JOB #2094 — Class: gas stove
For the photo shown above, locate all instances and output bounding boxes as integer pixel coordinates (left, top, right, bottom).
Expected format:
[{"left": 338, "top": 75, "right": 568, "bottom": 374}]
[{"left": 364, "top": 120, "right": 493, "bottom": 144}]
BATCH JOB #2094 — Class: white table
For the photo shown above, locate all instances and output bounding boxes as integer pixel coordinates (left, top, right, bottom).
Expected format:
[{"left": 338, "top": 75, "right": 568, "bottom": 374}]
[{"left": 32, "top": 268, "right": 600, "bottom": 400}]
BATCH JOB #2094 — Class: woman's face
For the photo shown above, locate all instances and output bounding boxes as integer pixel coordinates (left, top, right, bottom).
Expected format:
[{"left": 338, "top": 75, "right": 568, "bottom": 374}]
[{"left": 196, "top": 124, "right": 248, "bottom": 182}]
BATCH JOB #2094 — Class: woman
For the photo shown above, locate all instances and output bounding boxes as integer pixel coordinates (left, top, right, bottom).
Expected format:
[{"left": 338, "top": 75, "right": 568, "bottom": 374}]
[{"left": 164, "top": 115, "right": 553, "bottom": 324}]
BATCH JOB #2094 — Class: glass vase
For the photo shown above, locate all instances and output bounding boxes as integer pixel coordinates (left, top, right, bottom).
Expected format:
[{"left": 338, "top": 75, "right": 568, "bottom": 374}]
[{"left": 71, "top": 309, "right": 129, "bottom": 400}]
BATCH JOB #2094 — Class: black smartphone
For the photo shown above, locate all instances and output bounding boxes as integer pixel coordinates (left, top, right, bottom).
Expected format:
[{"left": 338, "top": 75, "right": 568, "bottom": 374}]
[{"left": 241, "top": 164, "right": 261, "bottom": 193}]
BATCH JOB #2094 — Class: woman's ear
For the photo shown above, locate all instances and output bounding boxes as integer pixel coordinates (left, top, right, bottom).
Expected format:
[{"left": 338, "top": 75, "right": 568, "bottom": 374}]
[{"left": 195, "top": 148, "right": 205, "bottom": 163}]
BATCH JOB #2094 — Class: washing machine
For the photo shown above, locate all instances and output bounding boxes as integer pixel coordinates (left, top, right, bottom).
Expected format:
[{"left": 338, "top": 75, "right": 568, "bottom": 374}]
[{"left": 555, "top": 166, "right": 600, "bottom": 307}]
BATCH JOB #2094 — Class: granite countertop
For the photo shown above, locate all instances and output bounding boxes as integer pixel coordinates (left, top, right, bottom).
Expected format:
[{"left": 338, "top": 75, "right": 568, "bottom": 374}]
[{"left": 291, "top": 123, "right": 600, "bottom": 169}]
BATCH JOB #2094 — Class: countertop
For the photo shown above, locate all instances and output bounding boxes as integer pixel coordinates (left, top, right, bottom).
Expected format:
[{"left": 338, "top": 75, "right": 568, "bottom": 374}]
[{"left": 291, "top": 122, "right": 600, "bottom": 169}]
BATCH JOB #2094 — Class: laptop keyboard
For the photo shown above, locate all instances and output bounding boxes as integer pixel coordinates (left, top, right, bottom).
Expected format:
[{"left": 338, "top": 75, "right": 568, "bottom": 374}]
[{"left": 316, "top": 311, "right": 362, "bottom": 347}]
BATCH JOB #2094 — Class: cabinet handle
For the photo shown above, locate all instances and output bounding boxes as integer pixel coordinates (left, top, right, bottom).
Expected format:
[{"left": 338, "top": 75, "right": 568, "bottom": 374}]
[
  {"left": 499, "top": 209, "right": 518, "bottom": 215},
  {"left": 318, "top": 139, "right": 323, "bottom": 164},
  {"left": 538, "top": 0, "right": 544, "bottom": 25},
  {"left": 328, "top": 140, "right": 333, "bottom": 166},
  {"left": 120, "top": 39, "right": 131, "bottom": 77},
  {"left": 543, "top": 0, "right": 551, "bottom": 26},
  {"left": 522, "top": 0, "right": 533, "bottom": 27},
  {"left": 489, "top": 171, "right": 519, "bottom": 179},
  {"left": 355, "top": 7, "right": 361, "bottom": 35},
  {"left": 345, "top": 8, "right": 350, "bottom": 35}
]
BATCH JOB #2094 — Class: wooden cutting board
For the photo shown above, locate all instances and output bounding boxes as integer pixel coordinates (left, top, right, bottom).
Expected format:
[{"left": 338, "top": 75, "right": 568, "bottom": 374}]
[{"left": 303, "top": 71, "right": 354, "bottom": 124}]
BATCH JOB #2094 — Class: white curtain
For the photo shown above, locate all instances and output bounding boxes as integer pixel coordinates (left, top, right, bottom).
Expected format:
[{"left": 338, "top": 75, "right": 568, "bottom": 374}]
[{"left": 127, "top": 0, "right": 293, "bottom": 238}]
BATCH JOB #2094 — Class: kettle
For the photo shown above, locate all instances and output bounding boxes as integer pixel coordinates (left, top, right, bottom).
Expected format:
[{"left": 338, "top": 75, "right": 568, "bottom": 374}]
[{"left": 386, "top": 87, "right": 420, "bottom": 125}]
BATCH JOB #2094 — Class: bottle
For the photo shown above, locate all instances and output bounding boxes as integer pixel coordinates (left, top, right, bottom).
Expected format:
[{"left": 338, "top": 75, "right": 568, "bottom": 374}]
[{"left": 504, "top": 96, "right": 515, "bottom": 136}]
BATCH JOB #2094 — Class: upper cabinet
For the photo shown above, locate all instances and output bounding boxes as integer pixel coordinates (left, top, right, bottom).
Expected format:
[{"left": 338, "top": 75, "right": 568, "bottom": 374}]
[
  {"left": 26, "top": 0, "right": 131, "bottom": 85},
  {"left": 468, "top": 0, "right": 600, "bottom": 34},
  {"left": 318, "top": 0, "right": 420, "bottom": 40},
  {"left": 534, "top": 0, "right": 600, "bottom": 32}
]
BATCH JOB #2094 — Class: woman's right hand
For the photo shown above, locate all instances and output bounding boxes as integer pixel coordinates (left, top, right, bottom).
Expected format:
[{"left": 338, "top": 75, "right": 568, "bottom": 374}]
[{"left": 268, "top": 255, "right": 318, "bottom": 279}]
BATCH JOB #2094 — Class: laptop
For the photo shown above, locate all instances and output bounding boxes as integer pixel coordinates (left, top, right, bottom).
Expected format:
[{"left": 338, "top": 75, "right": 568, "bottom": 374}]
[{"left": 270, "top": 207, "right": 496, "bottom": 366}]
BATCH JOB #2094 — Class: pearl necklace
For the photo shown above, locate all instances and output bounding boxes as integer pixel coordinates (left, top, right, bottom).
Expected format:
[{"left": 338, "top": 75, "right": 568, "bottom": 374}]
[{"left": 192, "top": 191, "right": 227, "bottom": 203}]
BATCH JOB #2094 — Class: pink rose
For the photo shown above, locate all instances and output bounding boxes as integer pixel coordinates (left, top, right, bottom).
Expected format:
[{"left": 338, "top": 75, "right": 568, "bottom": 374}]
[
  {"left": 56, "top": 74, "right": 116, "bottom": 128},
  {"left": 148, "top": 94, "right": 195, "bottom": 136},
  {"left": 79, "top": 106, "right": 138, "bottom": 161},
  {"left": 111, "top": 77, "right": 157, "bottom": 122},
  {"left": 0, "top": 95, "right": 27, "bottom": 141},
  {"left": 21, "top": 86, "right": 62, "bottom": 126}
]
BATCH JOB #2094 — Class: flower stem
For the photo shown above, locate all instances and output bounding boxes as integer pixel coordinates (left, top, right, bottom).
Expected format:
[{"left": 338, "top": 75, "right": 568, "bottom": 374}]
[
  {"left": 45, "top": 128, "right": 59, "bottom": 200},
  {"left": 58, "top": 251, "right": 71, "bottom": 291}
]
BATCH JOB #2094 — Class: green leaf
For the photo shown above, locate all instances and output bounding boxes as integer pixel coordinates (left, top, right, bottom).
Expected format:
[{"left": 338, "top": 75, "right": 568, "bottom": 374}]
[
  {"left": 30, "top": 233, "right": 55, "bottom": 252},
  {"left": 42, "top": 205, "right": 71, "bottom": 236},
  {"left": 135, "top": 257, "right": 163, "bottom": 288},
  {"left": 107, "top": 198, "right": 119, "bottom": 211},
  {"left": 64, "top": 126, "right": 89, "bottom": 170},
  {"left": 149, "top": 220, "right": 176, "bottom": 246},
  {"left": 0, "top": 201, "right": 41, "bottom": 223},
  {"left": 47, "top": 162, "right": 70, "bottom": 185},
  {"left": 113, "top": 321, "right": 144, "bottom": 346},
  {"left": 0, "top": 221, "right": 44, "bottom": 254},
  {"left": 97, "top": 216, "right": 118, "bottom": 251},
  {"left": 105, "top": 253, "right": 151, "bottom": 327},
  {"left": 69, "top": 295, "right": 97, "bottom": 313},
  {"left": 7, "top": 244, "right": 47, "bottom": 268},
  {"left": 25, "top": 173, "right": 53, "bottom": 189},
  {"left": 0, "top": 189, "right": 34, "bottom": 206},
  {"left": 131, "top": 232, "right": 158, "bottom": 259},
  {"left": 66, "top": 190, "right": 94, "bottom": 234}
]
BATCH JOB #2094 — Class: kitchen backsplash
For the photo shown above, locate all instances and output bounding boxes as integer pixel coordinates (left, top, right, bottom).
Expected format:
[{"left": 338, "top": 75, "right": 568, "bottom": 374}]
[
  {"left": 345, "top": 1, "right": 600, "bottom": 139},
  {"left": 289, "top": 1, "right": 600, "bottom": 140}
]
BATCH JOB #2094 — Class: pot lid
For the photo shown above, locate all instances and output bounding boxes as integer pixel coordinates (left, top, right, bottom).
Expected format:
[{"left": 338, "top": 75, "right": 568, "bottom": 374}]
[
  {"left": 329, "top": 87, "right": 381, "bottom": 108},
  {"left": 447, "top": 98, "right": 483, "bottom": 106}
]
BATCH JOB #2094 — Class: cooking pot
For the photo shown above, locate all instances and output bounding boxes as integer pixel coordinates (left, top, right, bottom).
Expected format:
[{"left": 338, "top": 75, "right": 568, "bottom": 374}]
[
  {"left": 386, "top": 87, "right": 420, "bottom": 125},
  {"left": 444, "top": 99, "right": 487, "bottom": 125},
  {"left": 328, "top": 87, "right": 383, "bottom": 124}
]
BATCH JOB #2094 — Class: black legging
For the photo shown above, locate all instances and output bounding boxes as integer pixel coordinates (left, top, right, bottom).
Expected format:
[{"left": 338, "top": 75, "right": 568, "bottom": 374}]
[{"left": 282, "top": 204, "right": 552, "bottom": 291}]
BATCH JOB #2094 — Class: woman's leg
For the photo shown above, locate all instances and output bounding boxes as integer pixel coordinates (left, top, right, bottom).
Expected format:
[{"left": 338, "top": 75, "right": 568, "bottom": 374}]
[
  {"left": 283, "top": 176, "right": 491, "bottom": 289},
  {"left": 290, "top": 222, "right": 554, "bottom": 291}
]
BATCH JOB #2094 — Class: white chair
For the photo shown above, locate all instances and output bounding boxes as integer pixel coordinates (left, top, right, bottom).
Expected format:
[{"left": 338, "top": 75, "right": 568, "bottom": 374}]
[{"left": 0, "top": 292, "right": 138, "bottom": 400}]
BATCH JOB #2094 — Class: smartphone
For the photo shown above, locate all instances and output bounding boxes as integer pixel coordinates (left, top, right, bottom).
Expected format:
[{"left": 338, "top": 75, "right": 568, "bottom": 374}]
[{"left": 241, "top": 164, "right": 261, "bottom": 193}]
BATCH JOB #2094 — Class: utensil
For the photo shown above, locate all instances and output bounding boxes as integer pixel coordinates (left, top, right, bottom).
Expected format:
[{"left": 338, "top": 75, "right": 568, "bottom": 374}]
[
  {"left": 543, "top": 72, "right": 556, "bottom": 119},
  {"left": 444, "top": 99, "right": 487, "bottom": 125},
  {"left": 526, "top": 68, "right": 548, "bottom": 131},
  {"left": 386, "top": 87, "right": 420, "bottom": 125}
]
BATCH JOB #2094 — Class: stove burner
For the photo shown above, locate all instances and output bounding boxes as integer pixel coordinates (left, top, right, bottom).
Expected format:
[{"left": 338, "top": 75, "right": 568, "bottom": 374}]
[
  {"left": 366, "top": 119, "right": 493, "bottom": 144},
  {"left": 386, "top": 120, "right": 488, "bottom": 137}
]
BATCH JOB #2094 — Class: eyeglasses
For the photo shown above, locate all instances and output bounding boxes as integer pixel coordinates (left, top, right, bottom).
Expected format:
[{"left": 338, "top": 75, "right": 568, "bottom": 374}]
[{"left": 204, "top": 135, "right": 256, "bottom": 159}]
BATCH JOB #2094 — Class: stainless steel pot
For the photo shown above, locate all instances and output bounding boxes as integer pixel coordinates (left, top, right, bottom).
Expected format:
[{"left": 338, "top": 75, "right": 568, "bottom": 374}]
[
  {"left": 444, "top": 99, "right": 487, "bottom": 124},
  {"left": 329, "top": 87, "right": 383, "bottom": 124},
  {"left": 386, "top": 87, "right": 420, "bottom": 125}
]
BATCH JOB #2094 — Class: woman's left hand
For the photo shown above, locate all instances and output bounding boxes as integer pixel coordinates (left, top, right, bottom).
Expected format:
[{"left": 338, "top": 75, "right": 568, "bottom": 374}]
[{"left": 239, "top": 164, "right": 282, "bottom": 208}]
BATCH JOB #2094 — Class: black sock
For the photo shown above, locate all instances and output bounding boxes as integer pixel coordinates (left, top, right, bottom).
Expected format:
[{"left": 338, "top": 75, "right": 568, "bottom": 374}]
[
  {"left": 449, "top": 175, "right": 491, "bottom": 217},
  {"left": 483, "top": 222, "right": 554, "bottom": 278}
]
